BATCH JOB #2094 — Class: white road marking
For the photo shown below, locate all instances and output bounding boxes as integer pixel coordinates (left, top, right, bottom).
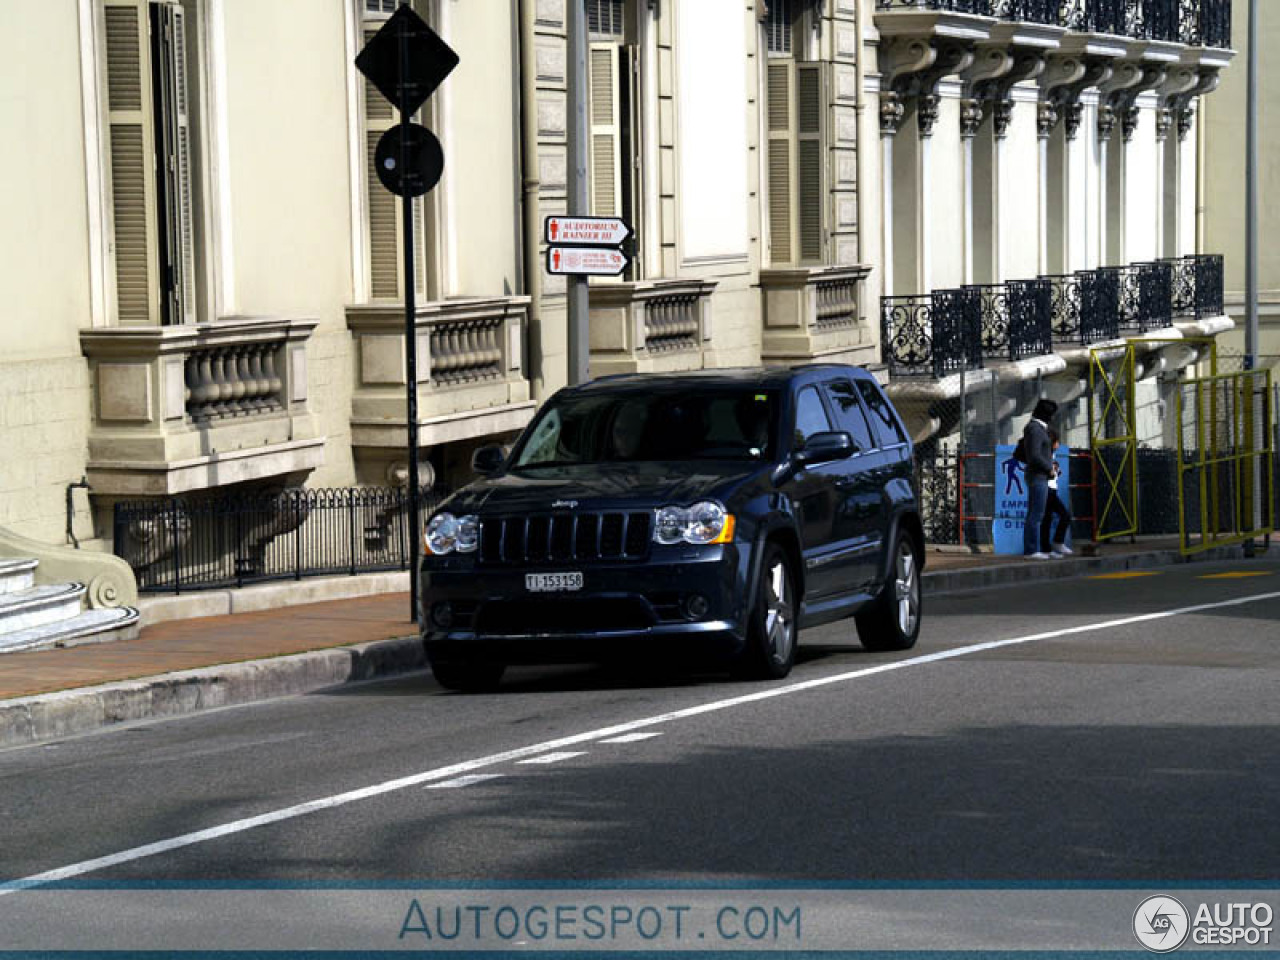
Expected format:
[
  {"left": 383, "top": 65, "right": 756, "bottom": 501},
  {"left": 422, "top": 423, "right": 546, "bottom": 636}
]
[
  {"left": 516, "top": 751, "right": 587, "bottom": 765},
  {"left": 425, "top": 774, "right": 504, "bottom": 790},
  {"left": 5, "top": 588, "right": 1279, "bottom": 895},
  {"left": 598, "top": 732, "right": 664, "bottom": 744}
]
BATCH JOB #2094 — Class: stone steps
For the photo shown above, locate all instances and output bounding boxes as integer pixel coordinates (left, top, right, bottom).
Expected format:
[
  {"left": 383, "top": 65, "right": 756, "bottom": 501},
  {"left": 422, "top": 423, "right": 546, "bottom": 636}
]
[
  {"left": 0, "top": 559, "right": 140, "bottom": 654},
  {"left": 0, "top": 559, "right": 37, "bottom": 595}
]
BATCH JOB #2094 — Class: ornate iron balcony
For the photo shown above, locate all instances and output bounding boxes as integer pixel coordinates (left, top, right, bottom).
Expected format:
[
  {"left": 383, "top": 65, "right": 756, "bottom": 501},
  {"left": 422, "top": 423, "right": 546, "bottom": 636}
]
[
  {"left": 878, "top": 0, "right": 1231, "bottom": 47},
  {"left": 885, "top": 254, "right": 1224, "bottom": 377}
]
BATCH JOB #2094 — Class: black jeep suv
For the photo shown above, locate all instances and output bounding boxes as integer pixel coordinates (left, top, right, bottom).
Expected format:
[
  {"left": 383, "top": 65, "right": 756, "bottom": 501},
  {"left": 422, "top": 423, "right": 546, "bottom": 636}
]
[{"left": 420, "top": 365, "right": 923, "bottom": 691}]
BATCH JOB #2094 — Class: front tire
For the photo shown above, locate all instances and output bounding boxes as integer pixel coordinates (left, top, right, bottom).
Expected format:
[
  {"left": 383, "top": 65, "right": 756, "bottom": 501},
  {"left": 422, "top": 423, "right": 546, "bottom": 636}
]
[
  {"left": 429, "top": 659, "right": 506, "bottom": 693},
  {"left": 855, "top": 532, "right": 922, "bottom": 652},
  {"left": 734, "top": 544, "right": 798, "bottom": 680}
]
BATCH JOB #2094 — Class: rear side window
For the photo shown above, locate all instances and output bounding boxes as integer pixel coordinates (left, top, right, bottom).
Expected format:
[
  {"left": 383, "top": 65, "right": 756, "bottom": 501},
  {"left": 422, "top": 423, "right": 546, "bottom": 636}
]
[
  {"left": 823, "top": 380, "right": 875, "bottom": 453},
  {"left": 857, "top": 379, "right": 907, "bottom": 447},
  {"left": 792, "top": 386, "right": 832, "bottom": 447}
]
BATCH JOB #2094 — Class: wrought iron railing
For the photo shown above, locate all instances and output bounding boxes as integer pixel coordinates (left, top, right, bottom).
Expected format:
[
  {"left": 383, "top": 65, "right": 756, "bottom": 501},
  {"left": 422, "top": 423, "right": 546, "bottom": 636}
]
[
  {"left": 876, "top": 0, "right": 1231, "bottom": 47},
  {"left": 114, "top": 486, "right": 444, "bottom": 593},
  {"left": 883, "top": 254, "right": 1224, "bottom": 375}
]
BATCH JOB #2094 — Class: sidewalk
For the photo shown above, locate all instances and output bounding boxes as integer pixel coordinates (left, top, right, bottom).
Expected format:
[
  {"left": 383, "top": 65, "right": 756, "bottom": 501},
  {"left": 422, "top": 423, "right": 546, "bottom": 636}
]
[{"left": 0, "top": 537, "right": 1258, "bottom": 748}]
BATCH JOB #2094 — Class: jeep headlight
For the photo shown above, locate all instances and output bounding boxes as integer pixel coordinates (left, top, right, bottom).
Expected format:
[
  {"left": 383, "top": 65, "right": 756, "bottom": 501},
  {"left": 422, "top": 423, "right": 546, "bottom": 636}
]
[
  {"left": 652, "top": 501, "right": 735, "bottom": 546},
  {"left": 425, "top": 512, "right": 479, "bottom": 555}
]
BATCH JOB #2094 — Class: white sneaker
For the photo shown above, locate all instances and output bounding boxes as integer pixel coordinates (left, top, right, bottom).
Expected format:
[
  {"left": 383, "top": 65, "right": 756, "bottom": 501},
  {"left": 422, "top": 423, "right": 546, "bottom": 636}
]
[
  {"left": 1025, "top": 552, "right": 1051, "bottom": 561},
  {"left": 1052, "top": 544, "right": 1072, "bottom": 556}
]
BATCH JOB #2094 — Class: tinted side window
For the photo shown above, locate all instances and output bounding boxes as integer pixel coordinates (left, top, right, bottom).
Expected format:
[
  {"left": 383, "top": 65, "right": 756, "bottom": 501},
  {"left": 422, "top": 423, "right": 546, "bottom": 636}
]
[
  {"left": 823, "top": 380, "right": 875, "bottom": 452},
  {"left": 857, "top": 379, "right": 907, "bottom": 447},
  {"left": 793, "top": 386, "right": 832, "bottom": 447}
]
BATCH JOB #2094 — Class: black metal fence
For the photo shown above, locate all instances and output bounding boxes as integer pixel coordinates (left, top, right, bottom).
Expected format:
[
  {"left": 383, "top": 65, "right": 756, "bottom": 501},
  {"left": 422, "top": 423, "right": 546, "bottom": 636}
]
[
  {"left": 875, "top": 0, "right": 1231, "bottom": 47},
  {"left": 882, "top": 254, "right": 1224, "bottom": 378},
  {"left": 114, "top": 486, "right": 445, "bottom": 594}
]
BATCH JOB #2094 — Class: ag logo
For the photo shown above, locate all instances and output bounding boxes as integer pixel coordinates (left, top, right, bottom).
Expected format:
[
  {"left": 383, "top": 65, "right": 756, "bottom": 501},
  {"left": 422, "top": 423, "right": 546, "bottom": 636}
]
[{"left": 1134, "top": 895, "right": 1190, "bottom": 953}]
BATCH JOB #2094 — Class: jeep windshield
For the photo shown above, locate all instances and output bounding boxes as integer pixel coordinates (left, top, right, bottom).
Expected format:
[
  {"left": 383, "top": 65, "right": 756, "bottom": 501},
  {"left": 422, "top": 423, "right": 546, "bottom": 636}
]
[{"left": 510, "top": 389, "right": 779, "bottom": 468}]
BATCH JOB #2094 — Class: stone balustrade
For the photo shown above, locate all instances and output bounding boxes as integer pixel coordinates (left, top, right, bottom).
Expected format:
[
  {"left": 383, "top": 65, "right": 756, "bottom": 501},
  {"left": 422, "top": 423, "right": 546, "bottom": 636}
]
[
  {"left": 760, "top": 264, "right": 873, "bottom": 367},
  {"left": 346, "top": 296, "right": 534, "bottom": 455},
  {"left": 185, "top": 341, "right": 285, "bottom": 422},
  {"left": 79, "top": 317, "right": 322, "bottom": 496},
  {"left": 588, "top": 279, "right": 717, "bottom": 377}
]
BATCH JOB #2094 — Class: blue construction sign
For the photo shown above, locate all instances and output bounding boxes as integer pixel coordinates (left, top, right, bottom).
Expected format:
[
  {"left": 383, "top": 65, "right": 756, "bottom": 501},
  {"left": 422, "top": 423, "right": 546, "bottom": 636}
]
[{"left": 993, "top": 444, "right": 1071, "bottom": 555}]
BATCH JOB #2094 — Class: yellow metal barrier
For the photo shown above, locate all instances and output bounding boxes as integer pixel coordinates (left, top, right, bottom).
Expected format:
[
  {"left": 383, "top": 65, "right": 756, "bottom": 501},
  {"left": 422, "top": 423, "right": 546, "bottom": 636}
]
[
  {"left": 1176, "top": 367, "right": 1276, "bottom": 555},
  {"left": 1088, "top": 344, "right": 1138, "bottom": 542}
]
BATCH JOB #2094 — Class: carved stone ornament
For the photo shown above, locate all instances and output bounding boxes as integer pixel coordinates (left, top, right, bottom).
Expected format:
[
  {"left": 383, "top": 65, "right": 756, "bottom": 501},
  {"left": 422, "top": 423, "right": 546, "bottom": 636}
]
[
  {"left": 1064, "top": 103, "right": 1083, "bottom": 141},
  {"left": 1121, "top": 105, "right": 1140, "bottom": 143},
  {"left": 959, "top": 98, "right": 984, "bottom": 139},
  {"left": 917, "top": 94, "right": 940, "bottom": 138},
  {"left": 1097, "top": 105, "right": 1118, "bottom": 141},
  {"left": 1037, "top": 101, "right": 1059, "bottom": 139},
  {"left": 1177, "top": 105, "right": 1194, "bottom": 142},
  {"left": 993, "top": 100, "right": 1013, "bottom": 140},
  {"left": 880, "top": 91, "right": 906, "bottom": 136},
  {"left": 1155, "top": 108, "right": 1173, "bottom": 142}
]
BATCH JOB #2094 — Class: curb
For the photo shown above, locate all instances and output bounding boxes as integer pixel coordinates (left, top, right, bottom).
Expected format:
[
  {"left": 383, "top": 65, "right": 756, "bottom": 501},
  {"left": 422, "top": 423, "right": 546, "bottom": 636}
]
[
  {"left": 923, "top": 543, "right": 1250, "bottom": 595},
  {"left": 0, "top": 542, "right": 1261, "bottom": 749},
  {"left": 0, "top": 635, "right": 424, "bottom": 750}
]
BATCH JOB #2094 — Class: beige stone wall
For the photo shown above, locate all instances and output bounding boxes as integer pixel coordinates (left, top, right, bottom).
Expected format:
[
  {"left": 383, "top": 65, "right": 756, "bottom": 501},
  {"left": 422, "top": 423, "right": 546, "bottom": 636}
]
[
  {"left": 1204, "top": 0, "right": 1280, "bottom": 299},
  {"left": 0, "top": 359, "right": 93, "bottom": 544},
  {"left": 0, "top": 4, "right": 97, "bottom": 543},
  {"left": 217, "top": 1, "right": 356, "bottom": 488}
]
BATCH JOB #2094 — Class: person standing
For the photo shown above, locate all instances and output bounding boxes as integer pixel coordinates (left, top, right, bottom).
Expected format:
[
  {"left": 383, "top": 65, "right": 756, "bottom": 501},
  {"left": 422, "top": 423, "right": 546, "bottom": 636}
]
[
  {"left": 1022, "top": 399, "right": 1058, "bottom": 559},
  {"left": 1040, "top": 428, "right": 1073, "bottom": 556}
]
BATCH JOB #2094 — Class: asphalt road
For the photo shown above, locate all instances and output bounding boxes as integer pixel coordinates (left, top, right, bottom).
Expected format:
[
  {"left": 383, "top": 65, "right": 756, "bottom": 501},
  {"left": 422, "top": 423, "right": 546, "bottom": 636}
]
[{"left": 2, "top": 557, "right": 1279, "bottom": 890}]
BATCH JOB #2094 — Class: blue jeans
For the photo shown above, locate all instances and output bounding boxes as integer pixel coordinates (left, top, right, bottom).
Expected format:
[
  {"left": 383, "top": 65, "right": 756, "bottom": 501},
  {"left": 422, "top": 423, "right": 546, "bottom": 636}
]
[{"left": 1024, "top": 475, "right": 1049, "bottom": 555}]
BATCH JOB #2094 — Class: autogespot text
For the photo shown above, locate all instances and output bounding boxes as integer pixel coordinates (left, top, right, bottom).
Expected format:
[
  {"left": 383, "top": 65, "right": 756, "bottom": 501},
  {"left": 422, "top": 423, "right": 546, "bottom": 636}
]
[{"left": 398, "top": 900, "right": 803, "bottom": 946}]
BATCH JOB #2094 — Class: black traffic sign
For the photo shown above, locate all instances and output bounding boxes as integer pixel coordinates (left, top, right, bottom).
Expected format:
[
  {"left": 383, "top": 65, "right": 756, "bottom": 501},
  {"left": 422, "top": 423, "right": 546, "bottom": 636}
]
[
  {"left": 355, "top": 5, "right": 458, "bottom": 117},
  {"left": 375, "top": 124, "right": 444, "bottom": 197}
]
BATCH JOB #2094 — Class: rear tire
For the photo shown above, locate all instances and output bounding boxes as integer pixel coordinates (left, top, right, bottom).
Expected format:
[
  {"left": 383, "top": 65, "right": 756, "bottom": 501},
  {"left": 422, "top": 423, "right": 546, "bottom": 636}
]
[
  {"left": 430, "top": 659, "right": 506, "bottom": 693},
  {"left": 734, "top": 544, "right": 798, "bottom": 680},
  {"left": 855, "top": 532, "right": 922, "bottom": 652}
]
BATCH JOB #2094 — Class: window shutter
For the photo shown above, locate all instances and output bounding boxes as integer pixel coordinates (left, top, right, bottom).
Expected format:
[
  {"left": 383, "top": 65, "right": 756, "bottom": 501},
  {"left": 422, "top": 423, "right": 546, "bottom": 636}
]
[
  {"left": 795, "top": 61, "right": 824, "bottom": 263},
  {"left": 363, "top": 28, "right": 400, "bottom": 301},
  {"left": 157, "top": 3, "right": 197, "bottom": 324},
  {"left": 588, "top": 43, "right": 622, "bottom": 218},
  {"left": 362, "top": 23, "right": 430, "bottom": 302},
  {"left": 766, "top": 59, "right": 795, "bottom": 265},
  {"left": 103, "top": 0, "right": 160, "bottom": 324}
]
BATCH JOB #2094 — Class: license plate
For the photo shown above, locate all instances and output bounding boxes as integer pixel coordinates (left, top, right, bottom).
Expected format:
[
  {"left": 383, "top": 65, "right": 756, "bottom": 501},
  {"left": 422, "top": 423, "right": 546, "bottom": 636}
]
[{"left": 525, "top": 572, "right": 584, "bottom": 593}]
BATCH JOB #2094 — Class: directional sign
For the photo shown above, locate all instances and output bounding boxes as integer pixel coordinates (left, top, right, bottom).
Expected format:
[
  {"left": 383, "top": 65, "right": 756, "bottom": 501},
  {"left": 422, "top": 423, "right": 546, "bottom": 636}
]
[
  {"left": 355, "top": 5, "right": 459, "bottom": 117},
  {"left": 544, "top": 215, "right": 632, "bottom": 247},
  {"left": 375, "top": 124, "right": 444, "bottom": 197},
  {"left": 546, "top": 246, "right": 630, "bottom": 277}
]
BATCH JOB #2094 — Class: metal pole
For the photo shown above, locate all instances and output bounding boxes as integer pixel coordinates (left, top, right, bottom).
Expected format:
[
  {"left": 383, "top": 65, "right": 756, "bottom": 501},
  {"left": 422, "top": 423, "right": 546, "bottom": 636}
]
[
  {"left": 566, "top": 0, "right": 590, "bottom": 385},
  {"left": 400, "top": 17, "right": 422, "bottom": 630},
  {"left": 1246, "top": 0, "right": 1259, "bottom": 372}
]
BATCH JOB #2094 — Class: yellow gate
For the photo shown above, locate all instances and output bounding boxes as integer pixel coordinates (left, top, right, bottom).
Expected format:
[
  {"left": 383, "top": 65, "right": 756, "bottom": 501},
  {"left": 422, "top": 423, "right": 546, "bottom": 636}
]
[
  {"left": 1088, "top": 343, "right": 1138, "bottom": 542},
  {"left": 1176, "top": 367, "right": 1276, "bottom": 555}
]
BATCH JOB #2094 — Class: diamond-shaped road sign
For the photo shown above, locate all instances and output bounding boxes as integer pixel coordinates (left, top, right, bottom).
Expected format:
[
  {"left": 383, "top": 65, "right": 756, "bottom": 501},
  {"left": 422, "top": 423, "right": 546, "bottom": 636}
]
[{"left": 355, "top": 5, "right": 458, "bottom": 117}]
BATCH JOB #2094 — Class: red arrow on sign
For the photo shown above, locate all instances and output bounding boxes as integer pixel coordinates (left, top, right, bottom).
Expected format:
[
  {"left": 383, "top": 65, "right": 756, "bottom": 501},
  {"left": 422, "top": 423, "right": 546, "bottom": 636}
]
[{"left": 546, "top": 245, "right": 630, "bottom": 277}]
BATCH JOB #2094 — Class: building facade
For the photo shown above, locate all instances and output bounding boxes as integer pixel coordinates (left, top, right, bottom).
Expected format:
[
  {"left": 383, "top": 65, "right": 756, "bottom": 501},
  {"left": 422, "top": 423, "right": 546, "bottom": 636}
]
[{"left": 0, "top": 0, "right": 1235, "bottom": 583}]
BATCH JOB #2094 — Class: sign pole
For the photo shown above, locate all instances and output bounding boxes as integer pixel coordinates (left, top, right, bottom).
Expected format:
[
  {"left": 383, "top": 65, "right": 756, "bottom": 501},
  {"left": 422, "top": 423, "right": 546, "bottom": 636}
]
[
  {"left": 399, "top": 15, "right": 422, "bottom": 630},
  {"left": 566, "top": 0, "right": 589, "bottom": 386}
]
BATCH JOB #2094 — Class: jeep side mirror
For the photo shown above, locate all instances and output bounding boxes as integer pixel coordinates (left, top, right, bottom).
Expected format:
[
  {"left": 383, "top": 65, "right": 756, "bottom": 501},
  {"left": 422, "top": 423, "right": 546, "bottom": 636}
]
[
  {"left": 793, "top": 431, "right": 855, "bottom": 468},
  {"left": 471, "top": 444, "right": 506, "bottom": 476}
]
